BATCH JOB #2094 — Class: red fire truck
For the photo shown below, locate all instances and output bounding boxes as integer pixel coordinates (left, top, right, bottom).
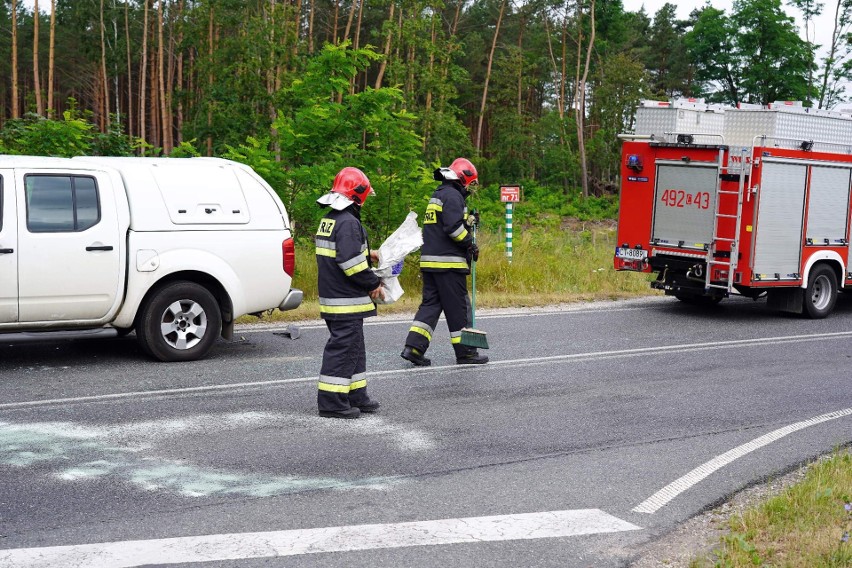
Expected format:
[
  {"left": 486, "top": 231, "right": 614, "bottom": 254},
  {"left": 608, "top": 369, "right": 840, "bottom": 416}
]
[{"left": 614, "top": 99, "right": 852, "bottom": 318}]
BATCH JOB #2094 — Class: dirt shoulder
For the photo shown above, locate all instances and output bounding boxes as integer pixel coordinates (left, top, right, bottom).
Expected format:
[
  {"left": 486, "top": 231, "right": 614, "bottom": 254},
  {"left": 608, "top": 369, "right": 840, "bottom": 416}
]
[{"left": 628, "top": 458, "right": 831, "bottom": 567}]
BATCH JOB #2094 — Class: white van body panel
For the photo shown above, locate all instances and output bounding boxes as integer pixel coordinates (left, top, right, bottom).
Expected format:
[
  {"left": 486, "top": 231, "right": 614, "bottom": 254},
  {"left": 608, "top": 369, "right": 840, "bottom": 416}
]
[
  {"left": 0, "top": 168, "right": 17, "bottom": 323},
  {"left": 112, "top": 230, "right": 289, "bottom": 328},
  {"left": 15, "top": 166, "right": 129, "bottom": 324},
  {"left": 0, "top": 155, "right": 300, "bottom": 360},
  {"left": 73, "top": 157, "right": 290, "bottom": 232}
]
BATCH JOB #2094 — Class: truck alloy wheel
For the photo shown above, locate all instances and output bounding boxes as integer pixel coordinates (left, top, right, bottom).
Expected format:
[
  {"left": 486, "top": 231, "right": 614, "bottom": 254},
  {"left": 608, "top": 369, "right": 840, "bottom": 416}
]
[
  {"left": 136, "top": 281, "right": 222, "bottom": 362},
  {"left": 803, "top": 264, "right": 837, "bottom": 319}
]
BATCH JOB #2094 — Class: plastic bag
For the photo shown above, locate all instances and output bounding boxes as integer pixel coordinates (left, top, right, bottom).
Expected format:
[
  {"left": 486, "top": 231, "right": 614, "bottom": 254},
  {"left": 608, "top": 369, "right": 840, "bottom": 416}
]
[
  {"left": 374, "top": 276, "right": 404, "bottom": 304},
  {"left": 372, "top": 211, "right": 423, "bottom": 304},
  {"left": 373, "top": 211, "right": 423, "bottom": 278}
]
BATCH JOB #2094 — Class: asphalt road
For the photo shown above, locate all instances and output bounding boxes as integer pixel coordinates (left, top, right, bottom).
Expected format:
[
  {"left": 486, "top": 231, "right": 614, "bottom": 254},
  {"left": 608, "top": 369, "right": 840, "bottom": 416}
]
[{"left": 0, "top": 294, "right": 851, "bottom": 567}]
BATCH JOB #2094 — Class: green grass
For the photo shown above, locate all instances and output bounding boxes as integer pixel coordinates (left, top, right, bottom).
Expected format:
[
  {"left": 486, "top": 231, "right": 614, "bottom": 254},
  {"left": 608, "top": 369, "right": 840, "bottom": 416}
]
[
  {"left": 241, "top": 222, "right": 655, "bottom": 323},
  {"left": 692, "top": 450, "right": 852, "bottom": 567}
]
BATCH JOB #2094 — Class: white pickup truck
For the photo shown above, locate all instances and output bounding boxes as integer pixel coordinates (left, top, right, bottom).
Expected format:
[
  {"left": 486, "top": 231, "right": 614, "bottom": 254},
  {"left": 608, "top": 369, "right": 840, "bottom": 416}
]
[{"left": 0, "top": 155, "right": 302, "bottom": 361}]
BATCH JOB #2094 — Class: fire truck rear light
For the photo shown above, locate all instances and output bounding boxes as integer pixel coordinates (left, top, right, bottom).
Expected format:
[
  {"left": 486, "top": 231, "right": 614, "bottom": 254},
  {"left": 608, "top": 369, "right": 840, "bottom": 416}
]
[
  {"left": 617, "top": 258, "right": 646, "bottom": 272},
  {"left": 282, "top": 238, "right": 296, "bottom": 277}
]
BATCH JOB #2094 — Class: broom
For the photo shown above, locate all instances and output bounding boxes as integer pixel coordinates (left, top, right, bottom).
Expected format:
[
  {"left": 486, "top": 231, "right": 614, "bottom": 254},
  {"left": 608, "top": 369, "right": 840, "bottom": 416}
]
[{"left": 460, "top": 220, "right": 489, "bottom": 349}]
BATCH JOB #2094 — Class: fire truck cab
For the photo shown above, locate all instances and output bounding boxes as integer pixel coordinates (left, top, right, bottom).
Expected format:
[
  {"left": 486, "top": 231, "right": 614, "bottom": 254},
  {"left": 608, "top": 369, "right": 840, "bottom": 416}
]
[{"left": 615, "top": 99, "right": 852, "bottom": 318}]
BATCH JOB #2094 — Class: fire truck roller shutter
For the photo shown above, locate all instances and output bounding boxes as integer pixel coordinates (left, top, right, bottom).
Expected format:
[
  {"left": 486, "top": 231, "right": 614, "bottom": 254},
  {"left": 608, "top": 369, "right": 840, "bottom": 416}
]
[
  {"left": 806, "top": 165, "right": 851, "bottom": 247},
  {"left": 651, "top": 162, "right": 718, "bottom": 250},
  {"left": 752, "top": 161, "right": 807, "bottom": 280}
]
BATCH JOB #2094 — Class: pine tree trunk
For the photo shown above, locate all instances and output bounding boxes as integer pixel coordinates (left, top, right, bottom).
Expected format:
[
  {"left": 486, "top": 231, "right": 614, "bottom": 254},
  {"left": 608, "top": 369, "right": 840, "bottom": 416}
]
[
  {"left": 818, "top": 0, "right": 844, "bottom": 108},
  {"left": 206, "top": 3, "right": 214, "bottom": 156},
  {"left": 575, "top": 0, "right": 595, "bottom": 198},
  {"left": 94, "top": 69, "right": 103, "bottom": 128},
  {"left": 99, "top": 0, "right": 110, "bottom": 129},
  {"left": 354, "top": 0, "right": 363, "bottom": 49},
  {"left": 47, "top": 0, "right": 55, "bottom": 116},
  {"left": 113, "top": 1, "right": 120, "bottom": 129},
  {"left": 425, "top": 14, "right": 435, "bottom": 112},
  {"left": 34, "top": 0, "right": 43, "bottom": 115},
  {"left": 437, "top": 1, "right": 461, "bottom": 113},
  {"left": 476, "top": 0, "right": 506, "bottom": 154},
  {"left": 166, "top": 0, "right": 177, "bottom": 141},
  {"left": 561, "top": 7, "right": 568, "bottom": 121},
  {"left": 517, "top": 10, "right": 524, "bottom": 116},
  {"left": 150, "top": 44, "right": 159, "bottom": 149},
  {"left": 125, "top": 0, "right": 134, "bottom": 140},
  {"left": 405, "top": 44, "right": 414, "bottom": 100},
  {"left": 175, "top": 0, "right": 185, "bottom": 144},
  {"left": 266, "top": 0, "right": 278, "bottom": 159},
  {"left": 11, "top": 0, "right": 19, "bottom": 119},
  {"left": 542, "top": 14, "right": 561, "bottom": 118},
  {"left": 374, "top": 1, "right": 395, "bottom": 89},
  {"left": 158, "top": 0, "right": 171, "bottom": 154},
  {"left": 292, "top": 0, "right": 301, "bottom": 61},
  {"left": 336, "top": 0, "right": 358, "bottom": 102},
  {"left": 350, "top": 0, "right": 367, "bottom": 89},
  {"left": 140, "top": 0, "right": 149, "bottom": 154},
  {"left": 332, "top": 0, "right": 339, "bottom": 44},
  {"left": 342, "top": 0, "right": 356, "bottom": 44},
  {"left": 423, "top": 13, "right": 436, "bottom": 151},
  {"left": 353, "top": 0, "right": 364, "bottom": 91},
  {"left": 308, "top": 0, "right": 315, "bottom": 54},
  {"left": 266, "top": 0, "right": 275, "bottom": 99},
  {"left": 543, "top": 7, "right": 572, "bottom": 191}
]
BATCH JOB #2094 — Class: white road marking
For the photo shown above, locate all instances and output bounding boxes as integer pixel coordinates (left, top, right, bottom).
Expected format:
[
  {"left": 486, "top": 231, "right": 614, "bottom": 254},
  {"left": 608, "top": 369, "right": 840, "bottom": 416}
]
[
  {"left": 1, "top": 330, "right": 851, "bottom": 411},
  {"left": 0, "top": 509, "right": 641, "bottom": 567},
  {"left": 632, "top": 407, "right": 852, "bottom": 514}
]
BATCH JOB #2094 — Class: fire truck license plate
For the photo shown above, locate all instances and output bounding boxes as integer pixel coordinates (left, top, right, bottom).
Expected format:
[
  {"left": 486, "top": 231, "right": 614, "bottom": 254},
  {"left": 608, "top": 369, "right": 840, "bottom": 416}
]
[{"left": 615, "top": 247, "right": 647, "bottom": 260}]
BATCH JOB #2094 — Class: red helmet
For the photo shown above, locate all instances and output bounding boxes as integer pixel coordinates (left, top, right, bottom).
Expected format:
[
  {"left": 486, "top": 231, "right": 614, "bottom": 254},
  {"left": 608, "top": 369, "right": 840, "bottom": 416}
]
[
  {"left": 331, "top": 167, "right": 374, "bottom": 206},
  {"left": 449, "top": 158, "right": 478, "bottom": 187}
]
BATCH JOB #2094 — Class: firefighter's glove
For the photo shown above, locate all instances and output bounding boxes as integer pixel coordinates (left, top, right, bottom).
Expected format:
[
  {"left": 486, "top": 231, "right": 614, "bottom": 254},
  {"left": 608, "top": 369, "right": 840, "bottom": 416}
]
[{"left": 467, "top": 242, "right": 480, "bottom": 263}]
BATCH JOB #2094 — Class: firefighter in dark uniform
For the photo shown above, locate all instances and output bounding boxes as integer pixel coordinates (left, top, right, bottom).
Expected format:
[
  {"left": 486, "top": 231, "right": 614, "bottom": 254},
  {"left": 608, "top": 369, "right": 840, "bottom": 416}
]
[
  {"left": 401, "top": 158, "right": 489, "bottom": 366},
  {"left": 315, "top": 167, "right": 384, "bottom": 419}
]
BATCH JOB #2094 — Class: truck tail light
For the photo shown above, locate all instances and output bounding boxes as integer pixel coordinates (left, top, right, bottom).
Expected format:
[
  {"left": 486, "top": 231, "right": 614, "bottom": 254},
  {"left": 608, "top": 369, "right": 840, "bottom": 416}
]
[
  {"left": 615, "top": 257, "right": 648, "bottom": 272},
  {"left": 282, "top": 238, "right": 296, "bottom": 277}
]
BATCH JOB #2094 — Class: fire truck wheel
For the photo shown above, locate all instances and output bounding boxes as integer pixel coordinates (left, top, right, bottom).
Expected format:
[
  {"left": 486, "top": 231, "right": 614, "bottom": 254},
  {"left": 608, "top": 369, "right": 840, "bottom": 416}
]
[{"left": 803, "top": 264, "right": 838, "bottom": 319}]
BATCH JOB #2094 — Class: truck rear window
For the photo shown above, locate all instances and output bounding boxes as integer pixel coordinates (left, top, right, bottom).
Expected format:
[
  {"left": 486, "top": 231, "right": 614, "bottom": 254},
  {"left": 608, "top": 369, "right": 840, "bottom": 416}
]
[{"left": 25, "top": 175, "right": 101, "bottom": 233}]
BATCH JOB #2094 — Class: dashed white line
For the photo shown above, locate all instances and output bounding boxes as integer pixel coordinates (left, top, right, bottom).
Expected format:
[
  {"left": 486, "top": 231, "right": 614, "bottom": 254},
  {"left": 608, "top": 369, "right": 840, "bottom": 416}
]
[
  {"left": 0, "top": 509, "right": 641, "bottom": 567},
  {"left": 632, "top": 407, "right": 852, "bottom": 514}
]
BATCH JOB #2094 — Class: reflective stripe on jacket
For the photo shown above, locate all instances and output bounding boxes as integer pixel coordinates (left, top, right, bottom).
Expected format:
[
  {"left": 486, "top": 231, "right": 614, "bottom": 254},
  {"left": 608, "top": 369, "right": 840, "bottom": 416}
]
[
  {"left": 315, "top": 208, "right": 380, "bottom": 320},
  {"left": 420, "top": 182, "right": 472, "bottom": 273}
]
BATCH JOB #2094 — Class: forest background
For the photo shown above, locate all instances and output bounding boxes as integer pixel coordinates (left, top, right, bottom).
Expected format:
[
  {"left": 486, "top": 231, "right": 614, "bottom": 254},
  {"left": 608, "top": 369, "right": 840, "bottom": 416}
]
[{"left": 1, "top": 0, "right": 852, "bottom": 241}]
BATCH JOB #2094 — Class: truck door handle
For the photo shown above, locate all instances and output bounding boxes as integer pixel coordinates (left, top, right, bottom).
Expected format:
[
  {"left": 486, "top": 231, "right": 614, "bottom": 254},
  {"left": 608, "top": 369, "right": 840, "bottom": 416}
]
[
  {"left": 86, "top": 245, "right": 114, "bottom": 252},
  {"left": 0, "top": 248, "right": 13, "bottom": 254}
]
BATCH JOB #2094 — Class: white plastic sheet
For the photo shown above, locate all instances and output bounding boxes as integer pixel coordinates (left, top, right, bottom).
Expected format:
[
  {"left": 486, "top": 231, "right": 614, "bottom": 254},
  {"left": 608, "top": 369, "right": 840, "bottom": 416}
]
[{"left": 373, "top": 211, "right": 423, "bottom": 304}]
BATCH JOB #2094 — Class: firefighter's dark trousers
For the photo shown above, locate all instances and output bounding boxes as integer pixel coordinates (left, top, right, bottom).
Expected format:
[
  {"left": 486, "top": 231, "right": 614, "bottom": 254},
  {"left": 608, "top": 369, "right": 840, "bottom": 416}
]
[
  {"left": 318, "top": 318, "right": 373, "bottom": 412},
  {"left": 405, "top": 271, "right": 473, "bottom": 358}
]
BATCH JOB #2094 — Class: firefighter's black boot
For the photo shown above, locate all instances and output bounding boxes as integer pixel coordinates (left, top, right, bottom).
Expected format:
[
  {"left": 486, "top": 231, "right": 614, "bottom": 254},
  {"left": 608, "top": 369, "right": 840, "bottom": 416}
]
[
  {"left": 349, "top": 386, "right": 380, "bottom": 413},
  {"left": 318, "top": 407, "right": 361, "bottom": 419},
  {"left": 355, "top": 400, "right": 381, "bottom": 413},
  {"left": 401, "top": 346, "right": 431, "bottom": 366},
  {"left": 456, "top": 350, "right": 489, "bottom": 365}
]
